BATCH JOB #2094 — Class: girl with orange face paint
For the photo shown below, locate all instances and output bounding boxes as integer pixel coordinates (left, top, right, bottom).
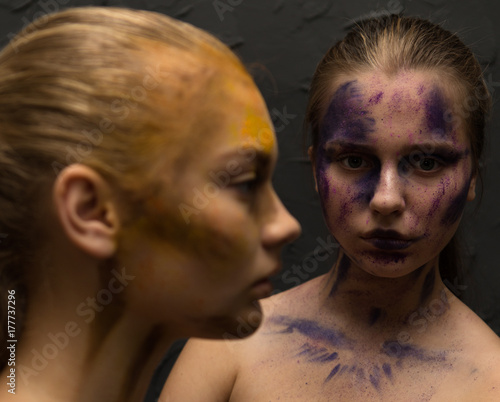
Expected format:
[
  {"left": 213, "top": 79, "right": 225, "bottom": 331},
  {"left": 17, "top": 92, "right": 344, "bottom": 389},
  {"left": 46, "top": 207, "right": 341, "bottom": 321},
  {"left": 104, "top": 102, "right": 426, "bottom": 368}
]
[
  {"left": 0, "top": 7, "right": 300, "bottom": 402},
  {"left": 161, "top": 16, "right": 500, "bottom": 402}
]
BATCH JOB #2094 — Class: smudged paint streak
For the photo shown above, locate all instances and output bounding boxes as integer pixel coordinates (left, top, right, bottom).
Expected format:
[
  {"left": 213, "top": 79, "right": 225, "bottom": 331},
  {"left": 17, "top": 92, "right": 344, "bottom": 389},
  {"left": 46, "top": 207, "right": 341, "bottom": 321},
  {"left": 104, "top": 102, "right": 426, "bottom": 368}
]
[
  {"left": 382, "top": 363, "right": 392, "bottom": 380},
  {"left": 325, "top": 363, "right": 341, "bottom": 382},
  {"left": 425, "top": 87, "right": 450, "bottom": 138},
  {"left": 315, "top": 80, "right": 376, "bottom": 213},
  {"left": 441, "top": 177, "right": 471, "bottom": 225},
  {"left": 369, "top": 91, "right": 384, "bottom": 104},
  {"left": 369, "top": 365, "right": 381, "bottom": 389},
  {"left": 381, "top": 341, "right": 447, "bottom": 362},
  {"left": 320, "top": 81, "right": 374, "bottom": 143},
  {"left": 353, "top": 166, "right": 381, "bottom": 205},
  {"left": 296, "top": 343, "right": 339, "bottom": 363},
  {"left": 269, "top": 315, "right": 353, "bottom": 349},
  {"left": 329, "top": 253, "right": 351, "bottom": 296}
]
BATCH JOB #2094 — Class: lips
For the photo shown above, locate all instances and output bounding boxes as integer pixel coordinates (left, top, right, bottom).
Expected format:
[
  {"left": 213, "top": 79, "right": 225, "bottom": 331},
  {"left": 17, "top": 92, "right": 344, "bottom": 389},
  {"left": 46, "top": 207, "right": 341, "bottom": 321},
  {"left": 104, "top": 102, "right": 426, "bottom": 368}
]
[{"left": 362, "top": 229, "right": 421, "bottom": 251}]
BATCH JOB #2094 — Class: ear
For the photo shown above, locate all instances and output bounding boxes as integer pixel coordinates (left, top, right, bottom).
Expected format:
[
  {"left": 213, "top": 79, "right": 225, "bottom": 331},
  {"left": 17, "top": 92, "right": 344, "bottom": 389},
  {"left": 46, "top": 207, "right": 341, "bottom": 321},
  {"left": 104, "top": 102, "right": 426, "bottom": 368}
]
[
  {"left": 308, "top": 146, "right": 318, "bottom": 193},
  {"left": 467, "top": 174, "right": 477, "bottom": 201},
  {"left": 53, "top": 164, "right": 120, "bottom": 258}
]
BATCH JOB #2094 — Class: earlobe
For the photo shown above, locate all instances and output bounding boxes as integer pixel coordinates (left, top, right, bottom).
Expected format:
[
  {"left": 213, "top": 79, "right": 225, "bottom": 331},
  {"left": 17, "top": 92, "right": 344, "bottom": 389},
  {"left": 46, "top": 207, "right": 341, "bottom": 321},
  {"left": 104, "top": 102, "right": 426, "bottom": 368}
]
[
  {"left": 308, "top": 146, "right": 318, "bottom": 193},
  {"left": 53, "top": 164, "right": 119, "bottom": 258},
  {"left": 467, "top": 175, "right": 477, "bottom": 201}
]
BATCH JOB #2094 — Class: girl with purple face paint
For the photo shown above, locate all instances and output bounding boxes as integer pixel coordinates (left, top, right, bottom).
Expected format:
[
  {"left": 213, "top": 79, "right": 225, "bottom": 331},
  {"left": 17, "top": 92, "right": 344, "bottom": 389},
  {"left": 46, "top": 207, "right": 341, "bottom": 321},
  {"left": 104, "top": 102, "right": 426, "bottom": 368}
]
[{"left": 162, "top": 15, "right": 500, "bottom": 402}]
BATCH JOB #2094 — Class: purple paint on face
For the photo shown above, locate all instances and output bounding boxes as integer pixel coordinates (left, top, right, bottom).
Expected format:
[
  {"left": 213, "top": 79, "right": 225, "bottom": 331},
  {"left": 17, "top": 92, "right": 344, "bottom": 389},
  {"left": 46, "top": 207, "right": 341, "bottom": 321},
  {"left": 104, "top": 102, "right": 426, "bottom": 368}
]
[
  {"left": 316, "top": 80, "right": 375, "bottom": 184},
  {"left": 363, "top": 251, "right": 407, "bottom": 264},
  {"left": 369, "top": 91, "right": 384, "bottom": 104},
  {"left": 425, "top": 87, "right": 450, "bottom": 138},
  {"left": 320, "top": 81, "right": 371, "bottom": 142},
  {"left": 441, "top": 177, "right": 471, "bottom": 225},
  {"left": 427, "top": 178, "right": 447, "bottom": 218},
  {"left": 353, "top": 166, "right": 381, "bottom": 205}
]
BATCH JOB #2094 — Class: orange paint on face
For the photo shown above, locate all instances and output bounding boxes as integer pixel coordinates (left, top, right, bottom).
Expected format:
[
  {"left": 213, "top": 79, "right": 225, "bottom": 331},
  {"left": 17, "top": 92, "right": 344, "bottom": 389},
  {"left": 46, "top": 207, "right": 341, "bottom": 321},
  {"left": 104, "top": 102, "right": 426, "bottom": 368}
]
[{"left": 240, "top": 107, "right": 275, "bottom": 153}]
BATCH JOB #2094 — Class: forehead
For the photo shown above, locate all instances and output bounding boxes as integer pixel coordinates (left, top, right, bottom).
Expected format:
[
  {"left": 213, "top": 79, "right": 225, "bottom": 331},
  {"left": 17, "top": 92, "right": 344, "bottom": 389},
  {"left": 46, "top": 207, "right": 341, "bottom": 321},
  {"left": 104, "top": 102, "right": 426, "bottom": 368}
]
[
  {"left": 207, "top": 75, "right": 276, "bottom": 154},
  {"left": 321, "top": 70, "right": 467, "bottom": 147}
]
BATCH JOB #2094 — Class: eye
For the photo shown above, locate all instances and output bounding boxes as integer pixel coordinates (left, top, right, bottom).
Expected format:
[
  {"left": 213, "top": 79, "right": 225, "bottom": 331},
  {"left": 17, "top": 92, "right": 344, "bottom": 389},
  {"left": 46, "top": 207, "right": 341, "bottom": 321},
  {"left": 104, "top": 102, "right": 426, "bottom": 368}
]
[
  {"left": 233, "top": 178, "right": 258, "bottom": 194},
  {"left": 418, "top": 158, "right": 436, "bottom": 171},
  {"left": 410, "top": 154, "right": 441, "bottom": 172},
  {"left": 230, "top": 172, "right": 260, "bottom": 197},
  {"left": 340, "top": 155, "right": 369, "bottom": 170}
]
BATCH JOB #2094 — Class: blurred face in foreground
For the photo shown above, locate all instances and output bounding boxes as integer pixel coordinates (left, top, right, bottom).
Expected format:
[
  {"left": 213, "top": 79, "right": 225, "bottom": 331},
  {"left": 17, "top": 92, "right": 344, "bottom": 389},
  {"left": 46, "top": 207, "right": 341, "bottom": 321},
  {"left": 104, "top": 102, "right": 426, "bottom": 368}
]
[
  {"left": 120, "top": 71, "right": 301, "bottom": 339},
  {"left": 313, "top": 70, "right": 475, "bottom": 278}
]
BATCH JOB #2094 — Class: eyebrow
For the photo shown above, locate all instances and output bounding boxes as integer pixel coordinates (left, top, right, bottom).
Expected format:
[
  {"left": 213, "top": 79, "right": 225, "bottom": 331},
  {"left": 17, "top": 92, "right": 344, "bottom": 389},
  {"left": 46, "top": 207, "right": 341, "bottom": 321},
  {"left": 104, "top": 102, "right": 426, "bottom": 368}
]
[
  {"left": 218, "top": 148, "right": 274, "bottom": 169},
  {"left": 324, "top": 139, "right": 463, "bottom": 155}
]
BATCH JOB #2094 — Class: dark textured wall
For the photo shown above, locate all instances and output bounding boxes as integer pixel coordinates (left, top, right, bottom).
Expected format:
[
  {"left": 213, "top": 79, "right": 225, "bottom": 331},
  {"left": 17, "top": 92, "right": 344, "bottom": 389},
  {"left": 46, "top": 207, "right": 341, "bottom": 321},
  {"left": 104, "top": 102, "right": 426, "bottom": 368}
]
[{"left": 1, "top": 0, "right": 498, "bottom": 400}]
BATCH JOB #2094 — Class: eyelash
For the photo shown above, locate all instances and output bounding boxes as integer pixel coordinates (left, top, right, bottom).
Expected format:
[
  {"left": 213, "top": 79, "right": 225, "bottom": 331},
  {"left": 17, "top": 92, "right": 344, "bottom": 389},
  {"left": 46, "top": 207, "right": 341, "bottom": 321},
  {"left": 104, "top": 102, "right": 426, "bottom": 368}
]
[
  {"left": 230, "top": 173, "right": 262, "bottom": 197},
  {"left": 334, "top": 153, "right": 444, "bottom": 173}
]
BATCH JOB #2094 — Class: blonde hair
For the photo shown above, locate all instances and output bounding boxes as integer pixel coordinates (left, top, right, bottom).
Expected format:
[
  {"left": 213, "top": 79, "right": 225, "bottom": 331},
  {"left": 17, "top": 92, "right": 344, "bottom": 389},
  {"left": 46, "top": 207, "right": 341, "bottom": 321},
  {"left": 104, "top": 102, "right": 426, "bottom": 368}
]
[
  {"left": 305, "top": 15, "right": 491, "bottom": 289},
  {"left": 0, "top": 6, "right": 247, "bottom": 368}
]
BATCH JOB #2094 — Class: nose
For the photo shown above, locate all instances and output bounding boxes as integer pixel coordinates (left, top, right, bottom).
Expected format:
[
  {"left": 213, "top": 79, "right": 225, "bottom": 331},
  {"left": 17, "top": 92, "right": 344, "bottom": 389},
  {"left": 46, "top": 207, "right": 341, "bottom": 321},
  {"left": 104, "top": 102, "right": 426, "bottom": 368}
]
[
  {"left": 262, "top": 188, "right": 301, "bottom": 248},
  {"left": 369, "top": 164, "right": 405, "bottom": 216}
]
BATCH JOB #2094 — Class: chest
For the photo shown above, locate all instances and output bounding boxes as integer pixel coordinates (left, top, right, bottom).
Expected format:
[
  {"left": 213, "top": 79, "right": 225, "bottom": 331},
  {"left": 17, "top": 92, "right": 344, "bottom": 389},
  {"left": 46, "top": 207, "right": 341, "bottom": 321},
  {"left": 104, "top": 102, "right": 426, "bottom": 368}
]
[{"left": 230, "top": 334, "right": 473, "bottom": 402}]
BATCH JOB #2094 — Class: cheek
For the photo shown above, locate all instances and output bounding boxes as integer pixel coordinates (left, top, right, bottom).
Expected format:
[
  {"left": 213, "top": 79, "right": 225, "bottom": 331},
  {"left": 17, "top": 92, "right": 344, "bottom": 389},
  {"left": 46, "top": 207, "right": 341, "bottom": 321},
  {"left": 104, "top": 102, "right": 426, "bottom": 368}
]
[
  {"left": 440, "top": 177, "right": 471, "bottom": 226},
  {"left": 317, "top": 167, "right": 378, "bottom": 231},
  {"left": 418, "top": 173, "right": 471, "bottom": 232}
]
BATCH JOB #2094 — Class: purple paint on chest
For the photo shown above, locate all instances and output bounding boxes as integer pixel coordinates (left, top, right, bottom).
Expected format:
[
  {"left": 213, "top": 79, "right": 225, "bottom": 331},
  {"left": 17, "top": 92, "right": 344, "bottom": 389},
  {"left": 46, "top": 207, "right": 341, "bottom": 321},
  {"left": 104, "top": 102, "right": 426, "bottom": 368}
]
[
  {"left": 381, "top": 341, "right": 446, "bottom": 362},
  {"left": 269, "top": 315, "right": 353, "bottom": 349}
]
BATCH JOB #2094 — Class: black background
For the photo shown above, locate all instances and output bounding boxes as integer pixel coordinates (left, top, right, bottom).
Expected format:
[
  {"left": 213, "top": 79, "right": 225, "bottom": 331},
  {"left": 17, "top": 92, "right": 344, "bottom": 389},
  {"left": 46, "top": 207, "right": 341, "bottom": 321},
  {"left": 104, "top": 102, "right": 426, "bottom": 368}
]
[{"left": 1, "top": 1, "right": 498, "bottom": 400}]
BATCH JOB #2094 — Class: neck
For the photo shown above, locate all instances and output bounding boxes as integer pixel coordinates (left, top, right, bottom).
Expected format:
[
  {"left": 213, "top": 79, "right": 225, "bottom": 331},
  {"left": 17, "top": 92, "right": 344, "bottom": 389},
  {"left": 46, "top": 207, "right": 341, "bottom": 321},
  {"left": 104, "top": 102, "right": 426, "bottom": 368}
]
[
  {"left": 10, "top": 307, "right": 173, "bottom": 402},
  {"left": 318, "top": 250, "right": 451, "bottom": 336},
  {"left": 5, "top": 254, "right": 174, "bottom": 402}
]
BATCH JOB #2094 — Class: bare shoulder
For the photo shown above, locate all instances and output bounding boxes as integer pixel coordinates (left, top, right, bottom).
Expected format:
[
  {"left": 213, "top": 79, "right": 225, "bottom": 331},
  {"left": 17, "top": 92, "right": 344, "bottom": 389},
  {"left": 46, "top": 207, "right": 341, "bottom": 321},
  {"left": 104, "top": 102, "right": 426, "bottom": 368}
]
[
  {"left": 159, "top": 279, "right": 323, "bottom": 402},
  {"left": 159, "top": 337, "right": 240, "bottom": 402},
  {"left": 442, "top": 295, "right": 500, "bottom": 400}
]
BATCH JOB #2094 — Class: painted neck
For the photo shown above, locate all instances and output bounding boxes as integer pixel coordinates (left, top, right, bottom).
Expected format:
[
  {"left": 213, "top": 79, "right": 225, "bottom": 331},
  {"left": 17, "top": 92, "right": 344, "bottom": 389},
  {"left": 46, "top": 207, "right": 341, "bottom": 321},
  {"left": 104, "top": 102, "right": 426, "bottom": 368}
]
[{"left": 319, "top": 250, "right": 450, "bottom": 331}]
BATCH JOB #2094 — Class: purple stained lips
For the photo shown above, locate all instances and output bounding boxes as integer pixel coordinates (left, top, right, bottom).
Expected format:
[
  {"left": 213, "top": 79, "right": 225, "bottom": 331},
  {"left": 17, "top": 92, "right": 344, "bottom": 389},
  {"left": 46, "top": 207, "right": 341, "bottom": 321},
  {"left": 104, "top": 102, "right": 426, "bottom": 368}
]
[
  {"left": 364, "top": 238, "right": 414, "bottom": 250},
  {"left": 362, "top": 229, "right": 422, "bottom": 251}
]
